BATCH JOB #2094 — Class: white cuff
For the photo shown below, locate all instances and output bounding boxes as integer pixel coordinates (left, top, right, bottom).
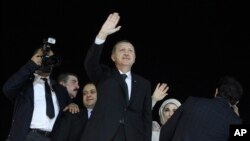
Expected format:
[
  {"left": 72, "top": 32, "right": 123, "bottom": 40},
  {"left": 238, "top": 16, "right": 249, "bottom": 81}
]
[
  {"left": 95, "top": 38, "right": 105, "bottom": 45},
  {"left": 152, "top": 100, "right": 156, "bottom": 109}
]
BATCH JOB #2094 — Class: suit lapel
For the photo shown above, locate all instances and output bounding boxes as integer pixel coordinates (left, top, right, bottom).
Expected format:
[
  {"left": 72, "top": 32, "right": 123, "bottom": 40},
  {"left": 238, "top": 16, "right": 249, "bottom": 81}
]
[{"left": 128, "top": 73, "right": 137, "bottom": 105}]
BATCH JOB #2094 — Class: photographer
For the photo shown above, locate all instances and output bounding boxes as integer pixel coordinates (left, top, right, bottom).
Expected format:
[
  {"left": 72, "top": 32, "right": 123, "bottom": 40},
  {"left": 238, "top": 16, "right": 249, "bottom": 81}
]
[{"left": 3, "top": 38, "right": 79, "bottom": 141}]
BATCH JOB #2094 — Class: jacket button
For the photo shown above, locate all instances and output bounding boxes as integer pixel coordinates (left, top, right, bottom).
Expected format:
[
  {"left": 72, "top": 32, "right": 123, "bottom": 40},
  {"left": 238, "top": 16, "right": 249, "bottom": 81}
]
[{"left": 119, "top": 119, "right": 125, "bottom": 124}]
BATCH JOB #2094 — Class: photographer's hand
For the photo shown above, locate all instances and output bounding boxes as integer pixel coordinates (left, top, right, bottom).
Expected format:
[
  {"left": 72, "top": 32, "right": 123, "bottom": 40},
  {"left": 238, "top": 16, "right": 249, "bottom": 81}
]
[
  {"left": 31, "top": 48, "right": 54, "bottom": 66},
  {"left": 31, "top": 48, "right": 43, "bottom": 66}
]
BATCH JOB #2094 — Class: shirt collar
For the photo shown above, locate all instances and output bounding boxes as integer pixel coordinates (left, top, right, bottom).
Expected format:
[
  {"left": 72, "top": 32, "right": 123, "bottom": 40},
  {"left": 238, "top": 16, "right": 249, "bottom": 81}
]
[
  {"left": 118, "top": 70, "right": 131, "bottom": 79},
  {"left": 34, "top": 73, "right": 50, "bottom": 81}
]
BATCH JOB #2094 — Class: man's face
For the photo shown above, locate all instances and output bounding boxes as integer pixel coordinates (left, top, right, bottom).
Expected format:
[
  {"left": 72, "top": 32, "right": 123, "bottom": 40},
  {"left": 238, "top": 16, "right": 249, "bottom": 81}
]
[
  {"left": 62, "top": 75, "right": 79, "bottom": 99},
  {"left": 111, "top": 42, "right": 136, "bottom": 67},
  {"left": 82, "top": 84, "right": 97, "bottom": 109}
]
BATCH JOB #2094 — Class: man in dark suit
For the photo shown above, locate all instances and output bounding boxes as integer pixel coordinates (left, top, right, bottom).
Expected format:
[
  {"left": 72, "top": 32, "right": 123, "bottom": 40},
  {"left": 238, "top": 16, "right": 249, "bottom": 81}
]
[
  {"left": 159, "top": 76, "right": 243, "bottom": 141},
  {"left": 80, "top": 12, "right": 152, "bottom": 141},
  {"left": 3, "top": 47, "right": 79, "bottom": 141},
  {"left": 51, "top": 82, "right": 97, "bottom": 141}
]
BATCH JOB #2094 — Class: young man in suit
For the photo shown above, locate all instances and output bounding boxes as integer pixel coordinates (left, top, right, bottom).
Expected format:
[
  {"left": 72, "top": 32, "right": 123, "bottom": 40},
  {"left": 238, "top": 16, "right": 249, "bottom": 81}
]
[
  {"left": 81, "top": 12, "right": 152, "bottom": 141},
  {"left": 159, "top": 76, "right": 243, "bottom": 141},
  {"left": 3, "top": 47, "right": 79, "bottom": 141},
  {"left": 51, "top": 82, "right": 97, "bottom": 141}
]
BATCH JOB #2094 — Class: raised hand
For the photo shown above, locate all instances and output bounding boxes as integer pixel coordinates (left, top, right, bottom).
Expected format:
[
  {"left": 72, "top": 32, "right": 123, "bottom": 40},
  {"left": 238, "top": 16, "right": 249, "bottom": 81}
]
[
  {"left": 31, "top": 48, "right": 43, "bottom": 66},
  {"left": 97, "top": 12, "right": 121, "bottom": 40},
  {"left": 31, "top": 48, "right": 54, "bottom": 66},
  {"left": 152, "top": 83, "right": 169, "bottom": 103}
]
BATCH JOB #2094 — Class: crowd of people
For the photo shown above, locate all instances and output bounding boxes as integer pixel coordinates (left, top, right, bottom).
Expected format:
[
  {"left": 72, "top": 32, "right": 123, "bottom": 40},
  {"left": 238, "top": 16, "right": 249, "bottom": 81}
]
[{"left": 3, "top": 12, "right": 244, "bottom": 141}]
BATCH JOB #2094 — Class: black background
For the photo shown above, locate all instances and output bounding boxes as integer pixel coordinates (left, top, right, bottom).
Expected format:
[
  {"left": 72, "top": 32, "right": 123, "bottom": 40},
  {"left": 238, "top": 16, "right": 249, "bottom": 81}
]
[{"left": 1, "top": 0, "right": 250, "bottom": 140}]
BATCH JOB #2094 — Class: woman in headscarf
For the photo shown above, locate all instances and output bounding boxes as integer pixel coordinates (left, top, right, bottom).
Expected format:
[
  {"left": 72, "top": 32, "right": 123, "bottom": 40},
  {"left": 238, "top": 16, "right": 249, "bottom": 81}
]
[{"left": 152, "top": 98, "right": 181, "bottom": 141}]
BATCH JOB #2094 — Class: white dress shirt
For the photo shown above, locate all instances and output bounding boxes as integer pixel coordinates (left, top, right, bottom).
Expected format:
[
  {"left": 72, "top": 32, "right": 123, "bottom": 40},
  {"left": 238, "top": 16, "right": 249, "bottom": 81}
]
[{"left": 30, "top": 74, "right": 59, "bottom": 132}]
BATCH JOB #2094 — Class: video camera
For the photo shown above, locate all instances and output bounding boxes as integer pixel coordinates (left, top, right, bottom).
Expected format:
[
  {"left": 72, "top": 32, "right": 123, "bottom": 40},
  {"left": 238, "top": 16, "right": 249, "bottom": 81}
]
[
  {"left": 42, "top": 37, "right": 56, "bottom": 52},
  {"left": 39, "top": 37, "right": 61, "bottom": 73}
]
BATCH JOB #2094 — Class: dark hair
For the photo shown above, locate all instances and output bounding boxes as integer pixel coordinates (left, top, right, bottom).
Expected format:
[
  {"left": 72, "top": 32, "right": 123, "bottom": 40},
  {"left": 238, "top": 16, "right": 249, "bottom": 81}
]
[
  {"left": 57, "top": 72, "right": 78, "bottom": 83},
  {"left": 217, "top": 76, "right": 243, "bottom": 105}
]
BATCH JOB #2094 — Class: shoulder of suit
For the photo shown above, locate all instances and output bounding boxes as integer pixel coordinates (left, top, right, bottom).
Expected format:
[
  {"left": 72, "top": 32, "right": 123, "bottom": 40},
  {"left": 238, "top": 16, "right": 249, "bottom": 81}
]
[
  {"left": 53, "top": 83, "right": 66, "bottom": 90},
  {"left": 186, "top": 96, "right": 212, "bottom": 105},
  {"left": 132, "top": 73, "right": 150, "bottom": 82},
  {"left": 186, "top": 96, "right": 200, "bottom": 102}
]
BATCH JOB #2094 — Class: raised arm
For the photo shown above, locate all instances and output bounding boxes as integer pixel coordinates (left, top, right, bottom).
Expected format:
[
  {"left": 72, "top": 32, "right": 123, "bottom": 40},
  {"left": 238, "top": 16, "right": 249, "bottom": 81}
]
[
  {"left": 2, "top": 49, "right": 43, "bottom": 102},
  {"left": 84, "top": 12, "right": 121, "bottom": 83}
]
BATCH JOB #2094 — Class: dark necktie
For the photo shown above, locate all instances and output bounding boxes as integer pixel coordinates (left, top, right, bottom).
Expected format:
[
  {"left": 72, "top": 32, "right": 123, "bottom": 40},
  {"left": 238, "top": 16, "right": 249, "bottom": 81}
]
[
  {"left": 121, "top": 74, "right": 129, "bottom": 103},
  {"left": 41, "top": 78, "right": 55, "bottom": 118}
]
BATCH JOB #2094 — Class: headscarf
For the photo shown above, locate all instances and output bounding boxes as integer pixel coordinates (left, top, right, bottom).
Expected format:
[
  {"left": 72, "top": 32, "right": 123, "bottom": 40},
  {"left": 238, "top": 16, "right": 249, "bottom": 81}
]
[{"left": 159, "top": 98, "right": 181, "bottom": 125}]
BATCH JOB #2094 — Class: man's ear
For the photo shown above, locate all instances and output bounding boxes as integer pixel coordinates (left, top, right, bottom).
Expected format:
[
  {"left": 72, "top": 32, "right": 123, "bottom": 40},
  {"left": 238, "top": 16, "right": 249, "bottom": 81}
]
[
  {"left": 111, "top": 54, "right": 115, "bottom": 62},
  {"left": 214, "top": 88, "right": 218, "bottom": 98},
  {"left": 59, "top": 82, "right": 65, "bottom": 86}
]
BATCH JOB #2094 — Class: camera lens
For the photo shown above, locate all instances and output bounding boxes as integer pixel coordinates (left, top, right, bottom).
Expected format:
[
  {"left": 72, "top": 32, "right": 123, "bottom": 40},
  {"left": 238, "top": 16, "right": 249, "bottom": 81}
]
[{"left": 42, "top": 56, "right": 61, "bottom": 66}]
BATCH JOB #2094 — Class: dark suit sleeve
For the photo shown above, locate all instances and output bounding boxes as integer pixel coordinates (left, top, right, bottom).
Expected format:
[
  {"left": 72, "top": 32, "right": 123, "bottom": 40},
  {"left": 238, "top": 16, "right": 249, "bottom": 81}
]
[
  {"left": 159, "top": 105, "right": 184, "bottom": 141},
  {"left": 52, "top": 110, "right": 88, "bottom": 141},
  {"left": 54, "top": 84, "right": 72, "bottom": 110},
  {"left": 143, "top": 80, "right": 152, "bottom": 141},
  {"left": 2, "top": 60, "right": 39, "bottom": 102},
  {"left": 51, "top": 112, "right": 73, "bottom": 141},
  {"left": 84, "top": 43, "right": 108, "bottom": 83}
]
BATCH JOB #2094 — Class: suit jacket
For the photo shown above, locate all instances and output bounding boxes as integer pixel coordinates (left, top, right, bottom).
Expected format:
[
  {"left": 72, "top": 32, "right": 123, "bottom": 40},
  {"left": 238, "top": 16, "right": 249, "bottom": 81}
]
[
  {"left": 51, "top": 108, "right": 88, "bottom": 141},
  {"left": 3, "top": 61, "right": 71, "bottom": 141},
  {"left": 159, "top": 96, "right": 242, "bottom": 141},
  {"left": 81, "top": 43, "right": 152, "bottom": 141}
]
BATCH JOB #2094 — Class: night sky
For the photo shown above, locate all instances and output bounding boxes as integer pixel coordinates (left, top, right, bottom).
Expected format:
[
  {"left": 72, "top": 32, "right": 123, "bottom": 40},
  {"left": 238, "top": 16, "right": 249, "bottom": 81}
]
[{"left": 1, "top": 0, "right": 250, "bottom": 140}]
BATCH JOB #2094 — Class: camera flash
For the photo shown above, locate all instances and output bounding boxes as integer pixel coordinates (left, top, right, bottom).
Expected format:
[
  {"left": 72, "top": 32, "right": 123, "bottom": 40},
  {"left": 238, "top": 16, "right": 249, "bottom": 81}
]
[{"left": 48, "top": 37, "right": 56, "bottom": 44}]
